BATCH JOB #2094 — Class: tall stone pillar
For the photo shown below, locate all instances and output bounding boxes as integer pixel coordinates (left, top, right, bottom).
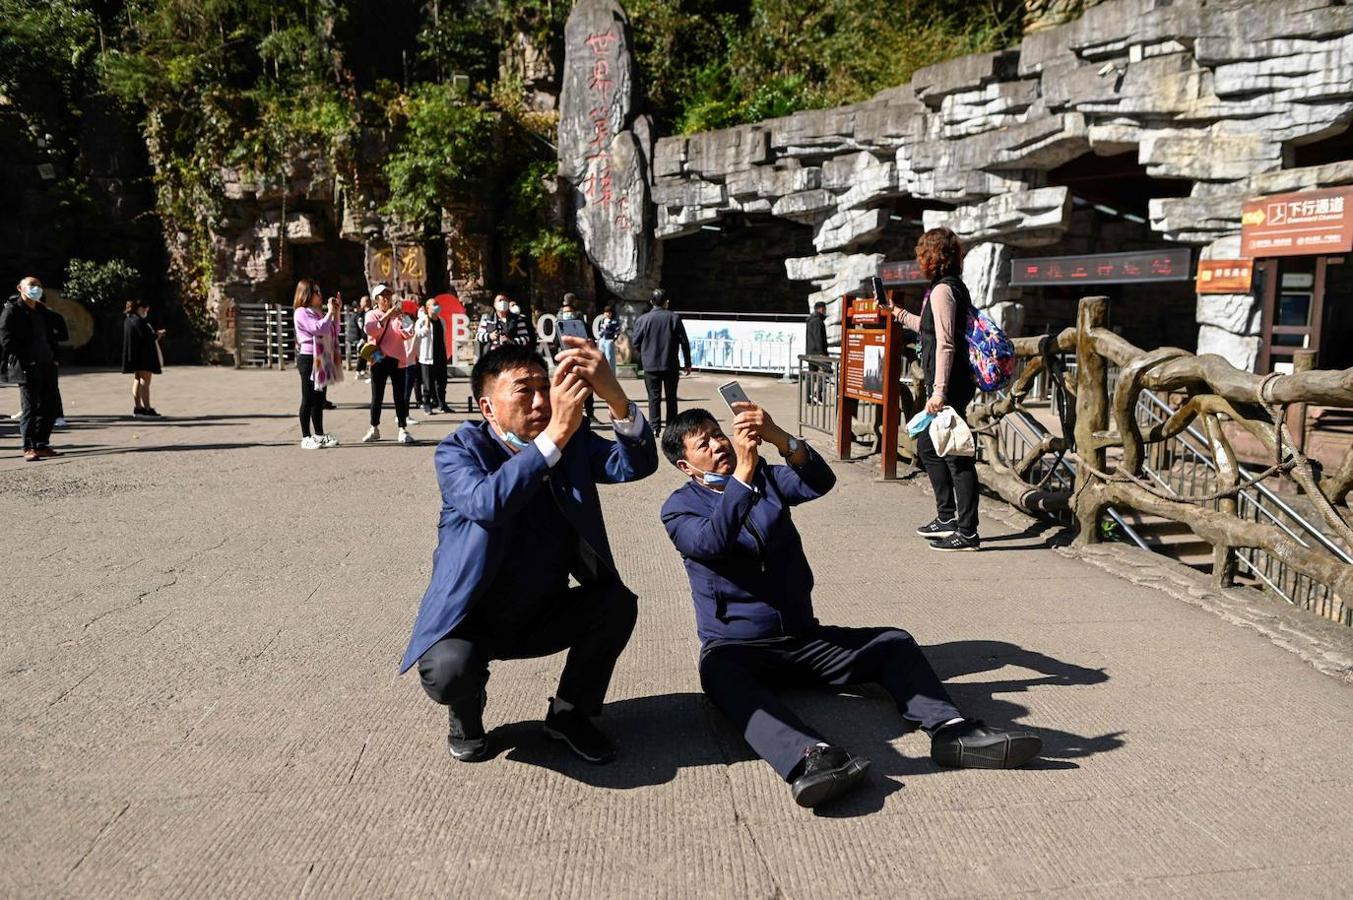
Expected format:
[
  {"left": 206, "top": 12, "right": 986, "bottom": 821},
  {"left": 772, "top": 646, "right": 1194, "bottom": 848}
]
[{"left": 558, "top": 0, "right": 660, "bottom": 301}]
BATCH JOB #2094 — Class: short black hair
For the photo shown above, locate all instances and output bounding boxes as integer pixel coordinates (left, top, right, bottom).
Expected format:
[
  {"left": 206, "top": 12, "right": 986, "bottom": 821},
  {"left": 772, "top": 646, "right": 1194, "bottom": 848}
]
[
  {"left": 651, "top": 288, "right": 667, "bottom": 306},
  {"left": 471, "top": 344, "right": 547, "bottom": 400},
  {"left": 661, "top": 407, "right": 719, "bottom": 465},
  {"left": 813, "top": 301, "right": 826, "bottom": 311}
]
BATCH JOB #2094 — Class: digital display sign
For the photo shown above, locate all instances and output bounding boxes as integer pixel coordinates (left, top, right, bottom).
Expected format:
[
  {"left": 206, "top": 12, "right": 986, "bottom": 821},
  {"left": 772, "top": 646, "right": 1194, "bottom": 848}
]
[
  {"left": 1009, "top": 248, "right": 1193, "bottom": 286},
  {"left": 878, "top": 259, "right": 928, "bottom": 285}
]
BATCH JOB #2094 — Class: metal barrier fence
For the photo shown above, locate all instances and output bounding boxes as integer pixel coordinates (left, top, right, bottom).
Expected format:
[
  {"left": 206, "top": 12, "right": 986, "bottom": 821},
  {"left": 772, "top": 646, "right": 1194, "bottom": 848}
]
[
  {"left": 797, "top": 355, "right": 837, "bottom": 437},
  {"left": 691, "top": 338, "right": 796, "bottom": 378},
  {"left": 235, "top": 303, "right": 292, "bottom": 369}
]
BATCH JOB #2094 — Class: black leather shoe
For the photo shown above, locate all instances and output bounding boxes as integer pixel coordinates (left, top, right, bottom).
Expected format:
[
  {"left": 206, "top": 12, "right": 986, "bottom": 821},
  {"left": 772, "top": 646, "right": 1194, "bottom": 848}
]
[
  {"left": 931, "top": 720, "right": 1041, "bottom": 769},
  {"left": 543, "top": 701, "right": 615, "bottom": 764},
  {"left": 447, "top": 691, "right": 488, "bottom": 762},
  {"left": 790, "top": 745, "right": 871, "bottom": 808},
  {"left": 916, "top": 517, "right": 957, "bottom": 539}
]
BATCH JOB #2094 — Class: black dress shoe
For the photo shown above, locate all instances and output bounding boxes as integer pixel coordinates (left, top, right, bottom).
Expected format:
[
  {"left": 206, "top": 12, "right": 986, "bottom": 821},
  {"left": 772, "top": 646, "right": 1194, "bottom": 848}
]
[
  {"left": 790, "top": 744, "right": 871, "bottom": 808},
  {"left": 543, "top": 700, "right": 615, "bottom": 764},
  {"left": 447, "top": 691, "right": 488, "bottom": 762},
  {"left": 930, "top": 720, "right": 1041, "bottom": 769},
  {"left": 323, "top": 400, "right": 338, "bottom": 410}
]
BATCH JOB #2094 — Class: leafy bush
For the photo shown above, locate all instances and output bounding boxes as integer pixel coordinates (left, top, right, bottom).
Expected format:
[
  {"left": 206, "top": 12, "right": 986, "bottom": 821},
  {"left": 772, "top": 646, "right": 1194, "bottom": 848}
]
[
  {"left": 63, "top": 258, "right": 142, "bottom": 315},
  {"left": 381, "top": 83, "right": 498, "bottom": 229}
]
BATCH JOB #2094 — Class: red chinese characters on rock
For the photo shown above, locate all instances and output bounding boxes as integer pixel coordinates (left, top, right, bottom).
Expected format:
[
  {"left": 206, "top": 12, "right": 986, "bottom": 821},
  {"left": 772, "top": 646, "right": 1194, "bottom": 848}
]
[{"left": 581, "top": 28, "right": 620, "bottom": 210}]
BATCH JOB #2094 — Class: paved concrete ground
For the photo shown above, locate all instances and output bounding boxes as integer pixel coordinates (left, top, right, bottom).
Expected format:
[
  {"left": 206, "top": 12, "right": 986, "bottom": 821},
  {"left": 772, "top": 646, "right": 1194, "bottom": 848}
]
[{"left": 4, "top": 366, "right": 1353, "bottom": 898}]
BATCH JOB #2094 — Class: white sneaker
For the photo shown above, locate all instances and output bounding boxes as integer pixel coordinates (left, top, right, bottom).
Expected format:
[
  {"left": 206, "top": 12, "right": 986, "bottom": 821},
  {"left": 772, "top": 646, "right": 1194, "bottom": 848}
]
[
  {"left": 397, "top": 428, "right": 415, "bottom": 445},
  {"left": 7, "top": 413, "right": 19, "bottom": 420},
  {"left": 54, "top": 417, "right": 68, "bottom": 428},
  {"left": 318, "top": 434, "right": 339, "bottom": 448},
  {"left": 362, "top": 426, "right": 380, "bottom": 443},
  {"left": 405, "top": 415, "right": 419, "bottom": 426},
  {"left": 300, "top": 436, "right": 323, "bottom": 450}
]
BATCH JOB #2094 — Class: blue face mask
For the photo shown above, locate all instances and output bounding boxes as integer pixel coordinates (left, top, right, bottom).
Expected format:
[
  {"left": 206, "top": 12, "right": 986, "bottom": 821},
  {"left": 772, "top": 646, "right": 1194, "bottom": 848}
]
[
  {"left": 486, "top": 401, "right": 531, "bottom": 450},
  {"left": 24, "top": 285, "right": 43, "bottom": 301},
  {"left": 686, "top": 464, "right": 729, "bottom": 487},
  {"left": 430, "top": 305, "right": 440, "bottom": 315}
]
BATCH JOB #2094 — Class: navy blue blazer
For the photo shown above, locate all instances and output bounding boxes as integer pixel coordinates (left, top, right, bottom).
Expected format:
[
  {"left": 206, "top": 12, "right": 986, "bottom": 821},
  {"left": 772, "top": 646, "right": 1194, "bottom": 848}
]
[
  {"left": 660, "top": 446, "right": 837, "bottom": 645},
  {"left": 400, "top": 417, "right": 658, "bottom": 673}
]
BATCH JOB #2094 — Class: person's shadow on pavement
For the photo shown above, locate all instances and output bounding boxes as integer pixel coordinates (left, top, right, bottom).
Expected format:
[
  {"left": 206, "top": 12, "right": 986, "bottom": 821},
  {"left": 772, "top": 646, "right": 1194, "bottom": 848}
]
[{"left": 490, "top": 640, "right": 1123, "bottom": 819}]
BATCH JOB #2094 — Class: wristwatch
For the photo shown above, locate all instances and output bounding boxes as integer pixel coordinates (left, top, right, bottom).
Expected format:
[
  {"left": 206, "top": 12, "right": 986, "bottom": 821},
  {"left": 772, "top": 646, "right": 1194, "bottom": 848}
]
[{"left": 783, "top": 436, "right": 802, "bottom": 456}]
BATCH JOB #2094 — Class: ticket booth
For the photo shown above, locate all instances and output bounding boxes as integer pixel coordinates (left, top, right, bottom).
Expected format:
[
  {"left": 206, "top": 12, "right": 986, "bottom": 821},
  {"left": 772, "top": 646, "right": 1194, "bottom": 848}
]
[{"left": 1242, "top": 187, "right": 1353, "bottom": 374}]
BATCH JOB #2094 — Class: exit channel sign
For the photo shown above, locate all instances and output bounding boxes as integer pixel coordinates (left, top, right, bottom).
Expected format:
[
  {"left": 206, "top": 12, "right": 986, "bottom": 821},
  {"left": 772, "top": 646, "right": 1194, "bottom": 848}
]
[{"left": 1009, "top": 248, "right": 1193, "bottom": 286}]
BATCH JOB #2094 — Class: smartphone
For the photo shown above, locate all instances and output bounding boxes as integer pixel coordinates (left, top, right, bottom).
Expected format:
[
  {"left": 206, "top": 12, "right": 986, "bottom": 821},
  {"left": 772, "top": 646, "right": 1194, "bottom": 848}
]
[
  {"left": 718, "top": 379, "right": 751, "bottom": 411},
  {"left": 871, "top": 276, "right": 892, "bottom": 308},
  {"left": 559, "top": 318, "right": 590, "bottom": 340}
]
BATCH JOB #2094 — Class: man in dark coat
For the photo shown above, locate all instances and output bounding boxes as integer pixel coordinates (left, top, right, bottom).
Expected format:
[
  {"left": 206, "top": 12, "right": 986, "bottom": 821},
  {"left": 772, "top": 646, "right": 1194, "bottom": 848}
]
[
  {"left": 805, "top": 300, "right": 828, "bottom": 357},
  {"left": 658, "top": 404, "right": 1042, "bottom": 808},
  {"left": 804, "top": 300, "right": 829, "bottom": 404},
  {"left": 629, "top": 288, "right": 691, "bottom": 430},
  {"left": 0, "top": 276, "right": 61, "bottom": 461},
  {"left": 401, "top": 338, "right": 658, "bottom": 764}
]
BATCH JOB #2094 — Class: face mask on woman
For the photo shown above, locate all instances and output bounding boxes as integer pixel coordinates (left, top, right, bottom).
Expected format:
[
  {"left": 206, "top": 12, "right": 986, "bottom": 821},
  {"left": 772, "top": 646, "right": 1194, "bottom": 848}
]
[
  {"left": 509, "top": 303, "right": 522, "bottom": 315},
  {"left": 430, "top": 304, "right": 440, "bottom": 316},
  {"left": 495, "top": 300, "right": 509, "bottom": 313}
]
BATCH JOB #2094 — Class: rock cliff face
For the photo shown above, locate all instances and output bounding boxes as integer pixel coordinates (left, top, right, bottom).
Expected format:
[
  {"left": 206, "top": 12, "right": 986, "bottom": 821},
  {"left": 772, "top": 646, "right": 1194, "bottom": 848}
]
[{"left": 646, "top": 0, "right": 1353, "bottom": 369}]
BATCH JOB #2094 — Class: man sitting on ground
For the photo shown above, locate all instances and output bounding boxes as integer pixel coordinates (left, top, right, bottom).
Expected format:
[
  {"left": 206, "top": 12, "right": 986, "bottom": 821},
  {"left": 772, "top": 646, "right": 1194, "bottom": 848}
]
[
  {"left": 400, "top": 339, "right": 658, "bottom": 764},
  {"left": 659, "top": 404, "right": 1042, "bottom": 808}
]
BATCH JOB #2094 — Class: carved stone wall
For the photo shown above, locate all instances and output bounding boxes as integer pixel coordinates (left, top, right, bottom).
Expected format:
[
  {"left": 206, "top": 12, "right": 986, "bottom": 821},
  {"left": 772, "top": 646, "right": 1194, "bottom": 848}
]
[{"left": 647, "top": 0, "right": 1353, "bottom": 360}]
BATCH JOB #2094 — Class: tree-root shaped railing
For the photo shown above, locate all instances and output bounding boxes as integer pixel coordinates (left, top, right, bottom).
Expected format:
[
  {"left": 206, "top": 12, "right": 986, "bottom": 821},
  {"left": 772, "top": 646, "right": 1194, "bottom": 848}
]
[{"left": 968, "top": 296, "right": 1353, "bottom": 626}]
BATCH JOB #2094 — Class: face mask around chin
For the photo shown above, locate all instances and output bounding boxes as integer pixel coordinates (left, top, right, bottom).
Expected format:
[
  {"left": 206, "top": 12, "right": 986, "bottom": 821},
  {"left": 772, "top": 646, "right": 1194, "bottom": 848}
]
[
  {"left": 486, "top": 402, "right": 531, "bottom": 450},
  {"left": 686, "top": 464, "right": 729, "bottom": 487}
]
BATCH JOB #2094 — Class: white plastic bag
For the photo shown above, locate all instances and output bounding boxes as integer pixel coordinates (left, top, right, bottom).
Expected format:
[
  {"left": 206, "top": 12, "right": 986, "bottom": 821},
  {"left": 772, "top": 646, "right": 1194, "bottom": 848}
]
[{"left": 928, "top": 406, "right": 975, "bottom": 458}]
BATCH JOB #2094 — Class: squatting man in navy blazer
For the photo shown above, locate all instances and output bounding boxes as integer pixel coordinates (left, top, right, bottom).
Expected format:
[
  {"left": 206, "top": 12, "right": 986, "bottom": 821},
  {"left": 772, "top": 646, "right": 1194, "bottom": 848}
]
[
  {"left": 659, "top": 403, "right": 1042, "bottom": 808},
  {"left": 400, "top": 339, "right": 658, "bottom": 764}
]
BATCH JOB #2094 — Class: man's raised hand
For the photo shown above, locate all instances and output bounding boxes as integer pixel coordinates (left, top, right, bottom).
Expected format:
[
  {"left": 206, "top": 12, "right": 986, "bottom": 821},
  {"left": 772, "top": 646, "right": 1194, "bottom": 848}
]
[
  {"left": 555, "top": 335, "right": 629, "bottom": 418},
  {"left": 544, "top": 363, "right": 591, "bottom": 449}
]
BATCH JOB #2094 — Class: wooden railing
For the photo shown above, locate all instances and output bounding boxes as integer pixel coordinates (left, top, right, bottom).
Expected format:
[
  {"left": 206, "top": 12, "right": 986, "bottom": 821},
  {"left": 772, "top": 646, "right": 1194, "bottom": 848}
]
[{"left": 969, "top": 296, "right": 1353, "bottom": 625}]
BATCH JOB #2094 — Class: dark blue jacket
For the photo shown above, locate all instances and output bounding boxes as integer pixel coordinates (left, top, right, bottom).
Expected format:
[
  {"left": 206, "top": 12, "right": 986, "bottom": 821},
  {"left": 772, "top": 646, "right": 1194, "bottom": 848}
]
[
  {"left": 630, "top": 307, "right": 691, "bottom": 373},
  {"left": 399, "top": 417, "right": 658, "bottom": 672},
  {"left": 661, "top": 446, "right": 836, "bottom": 645}
]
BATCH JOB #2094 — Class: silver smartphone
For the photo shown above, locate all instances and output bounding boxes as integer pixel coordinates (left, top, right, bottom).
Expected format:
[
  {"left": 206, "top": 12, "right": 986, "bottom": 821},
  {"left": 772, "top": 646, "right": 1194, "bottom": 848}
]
[{"left": 718, "top": 379, "right": 751, "bottom": 412}]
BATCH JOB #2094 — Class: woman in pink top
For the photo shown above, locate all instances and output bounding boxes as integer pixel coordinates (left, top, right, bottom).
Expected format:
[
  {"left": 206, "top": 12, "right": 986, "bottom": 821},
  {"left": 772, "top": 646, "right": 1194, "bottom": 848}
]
[
  {"left": 888, "top": 228, "right": 981, "bottom": 551},
  {"left": 293, "top": 279, "right": 341, "bottom": 449},
  {"left": 361, "top": 283, "right": 415, "bottom": 444}
]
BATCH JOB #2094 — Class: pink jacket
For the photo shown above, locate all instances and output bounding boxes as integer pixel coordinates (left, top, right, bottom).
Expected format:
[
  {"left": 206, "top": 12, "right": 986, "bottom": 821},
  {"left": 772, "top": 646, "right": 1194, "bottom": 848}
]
[
  {"left": 294, "top": 307, "right": 338, "bottom": 356},
  {"left": 364, "top": 309, "right": 411, "bottom": 367}
]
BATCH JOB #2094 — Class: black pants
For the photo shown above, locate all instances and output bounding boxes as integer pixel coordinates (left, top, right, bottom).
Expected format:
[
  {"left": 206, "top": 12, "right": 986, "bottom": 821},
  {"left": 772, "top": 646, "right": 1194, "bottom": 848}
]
[
  {"left": 417, "top": 580, "right": 638, "bottom": 719},
  {"left": 420, "top": 362, "right": 448, "bottom": 411},
  {"left": 643, "top": 369, "right": 679, "bottom": 428},
  {"left": 296, "top": 354, "right": 326, "bottom": 438},
  {"left": 369, "top": 356, "right": 408, "bottom": 428},
  {"left": 699, "top": 625, "right": 961, "bottom": 780},
  {"left": 915, "top": 397, "right": 979, "bottom": 535},
  {"left": 18, "top": 366, "right": 58, "bottom": 450},
  {"left": 404, "top": 361, "right": 424, "bottom": 409},
  {"left": 50, "top": 365, "right": 64, "bottom": 419}
]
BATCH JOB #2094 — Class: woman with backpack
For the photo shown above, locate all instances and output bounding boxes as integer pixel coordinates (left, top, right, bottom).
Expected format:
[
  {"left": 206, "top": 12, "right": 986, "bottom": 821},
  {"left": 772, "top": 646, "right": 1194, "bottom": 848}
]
[{"left": 889, "top": 227, "right": 980, "bottom": 552}]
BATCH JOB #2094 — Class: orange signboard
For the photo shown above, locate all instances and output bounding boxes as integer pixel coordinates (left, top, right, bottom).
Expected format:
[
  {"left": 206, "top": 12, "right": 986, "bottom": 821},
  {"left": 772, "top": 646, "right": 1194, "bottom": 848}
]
[
  {"left": 1196, "top": 259, "right": 1253, "bottom": 294},
  {"left": 1241, "top": 186, "right": 1353, "bottom": 258},
  {"left": 842, "top": 329, "right": 887, "bottom": 403}
]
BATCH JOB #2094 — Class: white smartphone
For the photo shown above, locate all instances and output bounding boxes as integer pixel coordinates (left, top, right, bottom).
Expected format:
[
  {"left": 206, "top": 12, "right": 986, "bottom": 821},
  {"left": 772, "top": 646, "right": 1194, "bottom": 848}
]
[{"left": 718, "top": 379, "right": 751, "bottom": 412}]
